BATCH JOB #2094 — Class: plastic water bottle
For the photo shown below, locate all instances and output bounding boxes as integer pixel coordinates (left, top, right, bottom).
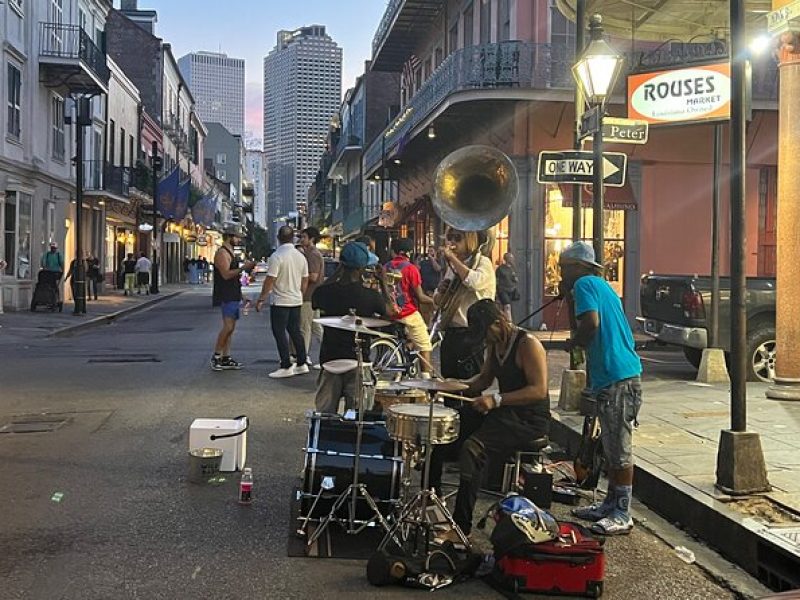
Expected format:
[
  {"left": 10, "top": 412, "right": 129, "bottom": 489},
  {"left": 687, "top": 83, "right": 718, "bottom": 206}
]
[
  {"left": 674, "top": 546, "right": 695, "bottom": 564},
  {"left": 242, "top": 299, "right": 251, "bottom": 316},
  {"left": 239, "top": 467, "right": 253, "bottom": 505}
]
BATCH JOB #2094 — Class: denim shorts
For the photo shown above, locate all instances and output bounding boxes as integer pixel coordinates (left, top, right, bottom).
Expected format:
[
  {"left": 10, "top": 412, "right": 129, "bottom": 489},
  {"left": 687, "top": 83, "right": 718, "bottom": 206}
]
[
  {"left": 220, "top": 300, "right": 240, "bottom": 320},
  {"left": 596, "top": 377, "right": 642, "bottom": 470}
]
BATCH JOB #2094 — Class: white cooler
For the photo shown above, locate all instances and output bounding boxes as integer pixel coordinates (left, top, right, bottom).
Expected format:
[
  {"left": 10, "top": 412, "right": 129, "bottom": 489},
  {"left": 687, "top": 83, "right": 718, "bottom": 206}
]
[{"left": 188, "top": 417, "right": 248, "bottom": 472}]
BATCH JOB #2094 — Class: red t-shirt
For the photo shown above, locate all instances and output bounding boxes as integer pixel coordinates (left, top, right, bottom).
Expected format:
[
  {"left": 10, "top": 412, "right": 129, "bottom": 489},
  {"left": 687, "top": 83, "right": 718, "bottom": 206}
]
[{"left": 386, "top": 255, "right": 421, "bottom": 319}]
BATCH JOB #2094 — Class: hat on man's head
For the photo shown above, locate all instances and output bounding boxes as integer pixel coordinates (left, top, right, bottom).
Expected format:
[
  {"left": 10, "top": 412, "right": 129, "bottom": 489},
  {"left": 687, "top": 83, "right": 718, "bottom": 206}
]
[
  {"left": 559, "top": 241, "right": 602, "bottom": 269},
  {"left": 340, "top": 241, "right": 370, "bottom": 269},
  {"left": 466, "top": 298, "right": 504, "bottom": 342}
]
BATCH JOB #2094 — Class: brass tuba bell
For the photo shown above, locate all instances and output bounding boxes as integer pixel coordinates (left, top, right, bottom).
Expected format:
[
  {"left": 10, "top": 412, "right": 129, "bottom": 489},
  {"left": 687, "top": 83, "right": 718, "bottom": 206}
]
[{"left": 432, "top": 145, "right": 518, "bottom": 232}]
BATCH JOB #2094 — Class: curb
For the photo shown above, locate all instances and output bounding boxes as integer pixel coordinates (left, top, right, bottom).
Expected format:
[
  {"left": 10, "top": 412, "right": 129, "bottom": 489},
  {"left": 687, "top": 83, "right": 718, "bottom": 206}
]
[
  {"left": 548, "top": 412, "right": 795, "bottom": 596},
  {"left": 49, "top": 291, "right": 183, "bottom": 338}
]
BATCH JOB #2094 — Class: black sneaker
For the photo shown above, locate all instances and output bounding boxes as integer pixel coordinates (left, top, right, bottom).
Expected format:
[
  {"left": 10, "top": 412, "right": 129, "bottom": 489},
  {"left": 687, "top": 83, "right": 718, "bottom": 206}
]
[
  {"left": 210, "top": 356, "right": 224, "bottom": 371},
  {"left": 220, "top": 357, "right": 242, "bottom": 370}
]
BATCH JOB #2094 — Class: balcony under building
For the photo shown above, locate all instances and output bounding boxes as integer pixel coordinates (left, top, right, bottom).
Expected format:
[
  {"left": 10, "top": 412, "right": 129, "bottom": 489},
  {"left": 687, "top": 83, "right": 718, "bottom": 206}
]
[
  {"left": 371, "top": 0, "right": 445, "bottom": 71},
  {"left": 83, "top": 161, "right": 132, "bottom": 204},
  {"left": 38, "top": 23, "right": 110, "bottom": 95},
  {"left": 328, "top": 135, "right": 362, "bottom": 180}
]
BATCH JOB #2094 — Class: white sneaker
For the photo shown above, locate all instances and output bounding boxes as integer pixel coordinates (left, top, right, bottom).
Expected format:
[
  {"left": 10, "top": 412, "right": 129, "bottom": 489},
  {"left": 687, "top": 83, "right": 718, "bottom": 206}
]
[
  {"left": 293, "top": 364, "right": 310, "bottom": 375},
  {"left": 269, "top": 367, "right": 295, "bottom": 379},
  {"left": 313, "top": 363, "right": 321, "bottom": 370}
]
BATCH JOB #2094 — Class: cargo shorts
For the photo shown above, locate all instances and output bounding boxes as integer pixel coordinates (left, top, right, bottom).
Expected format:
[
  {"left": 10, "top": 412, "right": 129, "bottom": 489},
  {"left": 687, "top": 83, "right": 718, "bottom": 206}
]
[{"left": 596, "top": 376, "right": 642, "bottom": 470}]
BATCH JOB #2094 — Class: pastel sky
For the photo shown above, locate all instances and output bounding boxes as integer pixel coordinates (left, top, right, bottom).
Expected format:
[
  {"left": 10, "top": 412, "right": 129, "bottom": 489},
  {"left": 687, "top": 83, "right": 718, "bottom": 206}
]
[{"left": 124, "top": 1, "right": 389, "bottom": 145}]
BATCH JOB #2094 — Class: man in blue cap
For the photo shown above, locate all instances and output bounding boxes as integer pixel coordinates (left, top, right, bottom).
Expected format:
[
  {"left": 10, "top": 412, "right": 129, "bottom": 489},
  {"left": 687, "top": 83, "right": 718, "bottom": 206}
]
[
  {"left": 311, "top": 242, "right": 391, "bottom": 413},
  {"left": 559, "top": 241, "right": 642, "bottom": 536}
]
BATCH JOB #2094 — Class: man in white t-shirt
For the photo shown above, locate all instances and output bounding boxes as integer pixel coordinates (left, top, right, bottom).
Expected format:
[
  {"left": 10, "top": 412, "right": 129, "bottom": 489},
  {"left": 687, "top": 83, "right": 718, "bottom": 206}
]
[
  {"left": 134, "top": 252, "right": 152, "bottom": 295},
  {"left": 256, "top": 225, "right": 309, "bottom": 378}
]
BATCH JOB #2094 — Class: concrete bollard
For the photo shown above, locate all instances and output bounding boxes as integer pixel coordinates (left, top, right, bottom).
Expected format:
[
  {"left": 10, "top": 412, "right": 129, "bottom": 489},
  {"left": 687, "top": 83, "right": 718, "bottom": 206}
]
[
  {"left": 696, "top": 348, "right": 730, "bottom": 384},
  {"left": 558, "top": 369, "right": 586, "bottom": 412}
]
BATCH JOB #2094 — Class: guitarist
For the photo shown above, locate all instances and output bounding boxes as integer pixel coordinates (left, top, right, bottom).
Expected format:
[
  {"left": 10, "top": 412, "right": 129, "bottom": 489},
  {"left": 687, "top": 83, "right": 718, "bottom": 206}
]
[{"left": 560, "top": 242, "right": 642, "bottom": 536}]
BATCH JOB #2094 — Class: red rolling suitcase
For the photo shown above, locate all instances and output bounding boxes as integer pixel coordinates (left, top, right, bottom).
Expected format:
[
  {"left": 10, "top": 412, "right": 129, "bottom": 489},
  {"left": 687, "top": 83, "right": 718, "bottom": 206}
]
[{"left": 493, "top": 521, "right": 605, "bottom": 598}]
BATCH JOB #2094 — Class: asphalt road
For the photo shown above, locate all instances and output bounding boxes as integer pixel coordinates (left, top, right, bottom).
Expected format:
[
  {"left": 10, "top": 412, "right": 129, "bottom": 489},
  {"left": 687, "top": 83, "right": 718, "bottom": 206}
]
[{"left": 0, "top": 290, "right": 756, "bottom": 599}]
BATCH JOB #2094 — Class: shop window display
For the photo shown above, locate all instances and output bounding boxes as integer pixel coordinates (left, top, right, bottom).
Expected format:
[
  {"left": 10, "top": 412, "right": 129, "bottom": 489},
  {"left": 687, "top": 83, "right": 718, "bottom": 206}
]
[{"left": 544, "top": 186, "right": 625, "bottom": 297}]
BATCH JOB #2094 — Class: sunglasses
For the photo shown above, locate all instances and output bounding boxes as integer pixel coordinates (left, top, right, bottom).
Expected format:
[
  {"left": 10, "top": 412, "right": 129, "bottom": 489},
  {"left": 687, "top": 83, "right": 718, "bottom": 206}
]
[{"left": 446, "top": 232, "right": 463, "bottom": 243}]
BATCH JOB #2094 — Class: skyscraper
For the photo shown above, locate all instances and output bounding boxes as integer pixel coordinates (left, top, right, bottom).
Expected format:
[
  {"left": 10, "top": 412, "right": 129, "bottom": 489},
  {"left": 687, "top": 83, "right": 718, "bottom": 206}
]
[
  {"left": 245, "top": 150, "right": 268, "bottom": 230},
  {"left": 178, "top": 51, "right": 245, "bottom": 136},
  {"left": 263, "top": 25, "right": 342, "bottom": 219}
]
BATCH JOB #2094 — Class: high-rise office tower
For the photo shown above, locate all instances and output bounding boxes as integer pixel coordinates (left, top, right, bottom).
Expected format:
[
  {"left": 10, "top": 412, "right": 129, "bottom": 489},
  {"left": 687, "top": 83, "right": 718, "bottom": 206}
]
[
  {"left": 178, "top": 51, "right": 245, "bottom": 136},
  {"left": 263, "top": 25, "right": 342, "bottom": 218}
]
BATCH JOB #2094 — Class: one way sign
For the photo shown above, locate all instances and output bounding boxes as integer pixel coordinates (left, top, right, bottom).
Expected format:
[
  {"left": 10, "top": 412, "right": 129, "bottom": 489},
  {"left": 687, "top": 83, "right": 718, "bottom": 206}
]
[{"left": 537, "top": 150, "right": 627, "bottom": 187}]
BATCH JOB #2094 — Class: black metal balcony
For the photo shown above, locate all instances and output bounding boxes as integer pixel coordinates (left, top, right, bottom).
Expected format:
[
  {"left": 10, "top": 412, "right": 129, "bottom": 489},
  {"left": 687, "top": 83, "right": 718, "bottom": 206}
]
[
  {"left": 372, "top": 0, "right": 444, "bottom": 71},
  {"left": 83, "top": 161, "right": 131, "bottom": 200},
  {"left": 39, "top": 23, "right": 109, "bottom": 94},
  {"left": 364, "top": 40, "right": 779, "bottom": 172}
]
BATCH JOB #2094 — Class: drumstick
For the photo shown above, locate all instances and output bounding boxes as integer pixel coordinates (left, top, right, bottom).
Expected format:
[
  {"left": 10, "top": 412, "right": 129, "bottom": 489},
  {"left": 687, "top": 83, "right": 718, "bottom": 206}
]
[{"left": 436, "top": 391, "right": 475, "bottom": 402}]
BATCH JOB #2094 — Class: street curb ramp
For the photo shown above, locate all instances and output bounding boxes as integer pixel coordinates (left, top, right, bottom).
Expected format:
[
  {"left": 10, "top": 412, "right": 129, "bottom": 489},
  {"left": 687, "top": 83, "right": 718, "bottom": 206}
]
[{"left": 49, "top": 291, "right": 183, "bottom": 338}]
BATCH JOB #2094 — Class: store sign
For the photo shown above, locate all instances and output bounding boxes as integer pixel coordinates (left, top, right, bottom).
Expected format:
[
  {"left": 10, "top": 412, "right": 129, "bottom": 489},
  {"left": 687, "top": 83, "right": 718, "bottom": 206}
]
[
  {"left": 768, "top": 0, "right": 800, "bottom": 32},
  {"left": 627, "top": 62, "right": 731, "bottom": 126},
  {"left": 537, "top": 151, "right": 627, "bottom": 187}
]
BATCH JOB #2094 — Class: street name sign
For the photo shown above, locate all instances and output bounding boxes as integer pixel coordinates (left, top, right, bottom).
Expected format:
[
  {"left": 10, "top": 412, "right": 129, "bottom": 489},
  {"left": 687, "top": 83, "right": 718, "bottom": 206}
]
[
  {"left": 602, "top": 117, "right": 649, "bottom": 144},
  {"left": 537, "top": 151, "right": 627, "bottom": 187},
  {"left": 768, "top": 0, "right": 800, "bottom": 33}
]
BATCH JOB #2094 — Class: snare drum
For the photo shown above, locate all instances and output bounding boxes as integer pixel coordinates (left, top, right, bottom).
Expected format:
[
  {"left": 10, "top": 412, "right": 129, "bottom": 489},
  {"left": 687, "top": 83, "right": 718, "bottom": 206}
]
[
  {"left": 373, "top": 383, "right": 428, "bottom": 413},
  {"left": 385, "top": 403, "right": 460, "bottom": 445}
]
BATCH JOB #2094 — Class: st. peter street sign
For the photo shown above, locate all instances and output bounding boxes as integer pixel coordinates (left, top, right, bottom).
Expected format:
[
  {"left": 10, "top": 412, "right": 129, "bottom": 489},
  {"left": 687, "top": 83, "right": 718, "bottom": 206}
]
[
  {"left": 579, "top": 112, "right": 649, "bottom": 144},
  {"left": 537, "top": 150, "right": 628, "bottom": 187}
]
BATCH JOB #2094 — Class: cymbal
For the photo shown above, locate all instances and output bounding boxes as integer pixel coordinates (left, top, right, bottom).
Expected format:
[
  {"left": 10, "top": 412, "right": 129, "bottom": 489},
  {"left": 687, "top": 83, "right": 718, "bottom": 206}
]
[
  {"left": 313, "top": 315, "right": 393, "bottom": 338},
  {"left": 400, "top": 379, "right": 469, "bottom": 392}
]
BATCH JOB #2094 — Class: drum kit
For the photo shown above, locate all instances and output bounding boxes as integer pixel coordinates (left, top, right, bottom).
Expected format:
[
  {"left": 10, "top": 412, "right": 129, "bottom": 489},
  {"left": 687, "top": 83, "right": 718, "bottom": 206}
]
[{"left": 297, "top": 312, "right": 473, "bottom": 555}]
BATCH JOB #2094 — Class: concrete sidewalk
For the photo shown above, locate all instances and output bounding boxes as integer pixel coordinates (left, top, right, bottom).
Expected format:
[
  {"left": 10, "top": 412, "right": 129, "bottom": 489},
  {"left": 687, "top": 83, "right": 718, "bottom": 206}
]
[
  {"left": 0, "top": 284, "right": 186, "bottom": 339},
  {"left": 549, "top": 375, "right": 800, "bottom": 592}
]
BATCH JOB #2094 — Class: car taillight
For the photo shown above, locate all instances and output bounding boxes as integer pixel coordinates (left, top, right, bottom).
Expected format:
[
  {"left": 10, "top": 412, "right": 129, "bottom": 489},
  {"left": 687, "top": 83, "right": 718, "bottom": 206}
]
[{"left": 682, "top": 290, "right": 705, "bottom": 320}]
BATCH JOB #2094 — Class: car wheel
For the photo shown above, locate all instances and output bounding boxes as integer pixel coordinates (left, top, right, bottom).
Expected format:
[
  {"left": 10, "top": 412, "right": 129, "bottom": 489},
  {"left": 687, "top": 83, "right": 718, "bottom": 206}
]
[
  {"left": 683, "top": 347, "right": 702, "bottom": 369},
  {"left": 747, "top": 326, "right": 776, "bottom": 383}
]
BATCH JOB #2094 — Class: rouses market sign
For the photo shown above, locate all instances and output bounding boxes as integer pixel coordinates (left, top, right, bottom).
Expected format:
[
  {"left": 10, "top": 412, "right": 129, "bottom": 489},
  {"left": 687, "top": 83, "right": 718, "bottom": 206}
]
[{"left": 627, "top": 62, "right": 730, "bottom": 126}]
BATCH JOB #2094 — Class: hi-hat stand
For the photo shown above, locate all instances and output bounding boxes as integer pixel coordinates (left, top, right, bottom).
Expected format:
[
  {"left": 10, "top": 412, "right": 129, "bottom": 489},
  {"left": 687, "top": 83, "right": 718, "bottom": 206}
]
[
  {"left": 306, "top": 314, "right": 392, "bottom": 545},
  {"left": 378, "top": 385, "right": 470, "bottom": 556}
]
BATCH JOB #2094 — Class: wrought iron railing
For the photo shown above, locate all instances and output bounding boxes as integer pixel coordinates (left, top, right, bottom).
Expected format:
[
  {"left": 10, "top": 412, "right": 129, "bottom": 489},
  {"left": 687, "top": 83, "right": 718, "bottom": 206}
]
[
  {"left": 364, "top": 40, "right": 779, "bottom": 171},
  {"left": 39, "top": 22, "right": 110, "bottom": 84},
  {"left": 84, "top": 161, "right": 131, "bottom": 197},
  {"left": 372, "top": 0, "right": 404, "bottom": 56}
]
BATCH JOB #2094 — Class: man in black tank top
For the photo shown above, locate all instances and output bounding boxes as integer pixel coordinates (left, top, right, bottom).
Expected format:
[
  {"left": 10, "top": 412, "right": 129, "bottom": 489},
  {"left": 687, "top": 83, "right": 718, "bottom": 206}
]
[
  {"left": 211, "top": 224, "right": 255, "bottom": 371},
  {"left": 430, "top": 299, "right": 550, "bottom": 544}
]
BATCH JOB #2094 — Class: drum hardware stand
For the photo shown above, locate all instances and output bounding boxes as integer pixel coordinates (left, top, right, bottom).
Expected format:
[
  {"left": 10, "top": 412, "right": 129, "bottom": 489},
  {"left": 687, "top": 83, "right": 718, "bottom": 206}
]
[
  {"left": 297, "top": 476, "right": 335, "bottom": 537},
  {"left": 307, "top": 315, "right": 393, "bottom": 546},
  {"left": 378, "top": 388, "right": 469, "bottom": 556}
]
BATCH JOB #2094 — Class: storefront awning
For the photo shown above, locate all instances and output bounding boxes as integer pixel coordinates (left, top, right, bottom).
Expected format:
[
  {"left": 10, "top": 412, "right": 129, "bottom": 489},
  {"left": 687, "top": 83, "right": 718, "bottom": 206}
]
[{"left": 558, "top": 179, "right": 637, "bottom": 211}]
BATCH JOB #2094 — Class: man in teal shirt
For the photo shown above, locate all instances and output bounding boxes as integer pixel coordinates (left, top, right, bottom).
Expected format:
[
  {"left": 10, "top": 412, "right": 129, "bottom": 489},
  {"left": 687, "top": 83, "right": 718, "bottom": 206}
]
[
  {"left": 41, "top": 242, "right": 64, "bottom": 279},
  {"left": 560, "top": 241, "right": 642, "bottom": 535}
]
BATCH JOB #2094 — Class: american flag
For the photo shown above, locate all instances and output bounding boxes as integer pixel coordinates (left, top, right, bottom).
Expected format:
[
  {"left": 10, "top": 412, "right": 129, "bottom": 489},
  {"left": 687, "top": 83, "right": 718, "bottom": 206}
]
[{"left": 402, "top": 54, "right": 422, "bottom": 90}]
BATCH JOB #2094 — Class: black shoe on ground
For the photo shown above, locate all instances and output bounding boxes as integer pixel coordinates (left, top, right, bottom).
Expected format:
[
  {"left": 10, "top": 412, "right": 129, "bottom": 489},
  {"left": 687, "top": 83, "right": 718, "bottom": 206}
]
[
  {"left": 220, "top": 357, "right": 242, "bottom": 370},
  {"left": 210, "top": 356, "right": 224, "bottom": 371}
]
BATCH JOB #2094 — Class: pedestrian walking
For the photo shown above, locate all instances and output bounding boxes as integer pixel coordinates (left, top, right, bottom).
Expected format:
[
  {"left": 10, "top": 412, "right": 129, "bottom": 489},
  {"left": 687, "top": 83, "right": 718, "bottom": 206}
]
[
  {"left": 495, "top": 252, "right": 519, "bottom": 321},
  {"left": 297, "top": 227, "right": 324, "bottom": 366},
  {"left": 211, "top": 223, "right": 255, "bottom": 371},
  {"left": 182, "top": 256, "right": 190, "bottom": 283},
  {"left": 122, "top": 253, "right": 137, "bottom": 296},
  {"left": 559, "top": 241, "right": 642, "bottom": 536},
  {"left": 40, "top": 242, "right": 64, "bottom": 280},
  {"left": 255, "top": 225, "right": 309, "bottom": 379},
  {"left": 135, "top": 252, "right": 151, "bottom": 295},
  {"left": 188, "top": 258, "right": 199, "bottom": 284},
  {"left": 64, "top": 256, "right": 85, "bottom": 303},
  {"left": 199, "top": 256, "right": 210, "bottom": 283},
  {"left": 418, "top": 246, "right": 442, "bottom": 295},
  {"left": 86, "top": 255, "right": 101, "bottom": 300}
]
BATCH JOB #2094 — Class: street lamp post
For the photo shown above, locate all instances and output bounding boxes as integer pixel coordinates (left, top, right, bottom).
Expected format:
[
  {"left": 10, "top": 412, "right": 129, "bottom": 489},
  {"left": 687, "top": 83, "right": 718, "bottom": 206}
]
[
  {"left": 150, "top": 141, "right": 162, "bottom": 294},
  {"left": 571, "top": 14, "right": 624, "bottom": 265}
]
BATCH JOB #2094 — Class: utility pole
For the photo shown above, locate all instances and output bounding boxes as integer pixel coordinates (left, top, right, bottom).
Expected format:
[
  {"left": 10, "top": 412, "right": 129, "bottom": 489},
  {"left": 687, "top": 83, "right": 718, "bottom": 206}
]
[
  {"left": 150, "top": 140, "right": 162, "bottom": 294},
  {"left": 572, "top": 0, "right": 585, "bottom": 242},
  {"left": 72, "top": 97, "right": 92, "bottom": 315}
]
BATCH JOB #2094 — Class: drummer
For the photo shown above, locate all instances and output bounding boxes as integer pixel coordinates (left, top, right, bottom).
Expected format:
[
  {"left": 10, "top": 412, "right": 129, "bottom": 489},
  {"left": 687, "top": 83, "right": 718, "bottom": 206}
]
[
  {"left": 311, "top": 241, "right": 392, "bottom": 414},
  {"left": 429, "top": 299, "right": 550, "bottom": 544}
]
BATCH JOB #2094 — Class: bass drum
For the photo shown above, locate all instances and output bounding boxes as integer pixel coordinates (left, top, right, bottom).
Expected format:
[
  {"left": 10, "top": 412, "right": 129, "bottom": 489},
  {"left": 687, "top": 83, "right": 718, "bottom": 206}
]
[{"left": 301, "top": 413, "right": 402, "bottom": 521}]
